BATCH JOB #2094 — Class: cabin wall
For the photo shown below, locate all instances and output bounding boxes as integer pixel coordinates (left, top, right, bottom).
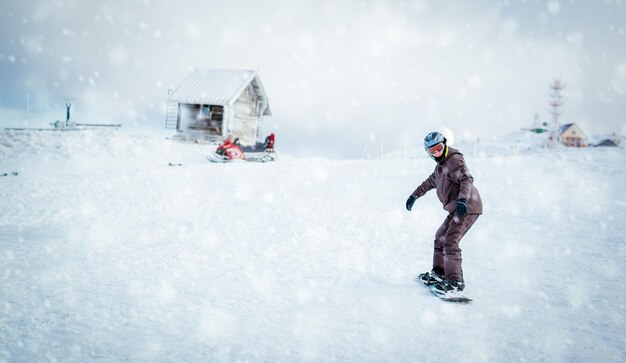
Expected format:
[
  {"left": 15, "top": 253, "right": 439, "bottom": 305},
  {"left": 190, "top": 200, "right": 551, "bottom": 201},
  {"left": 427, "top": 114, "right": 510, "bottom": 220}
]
[{"left": 230, "top": 85, "right": 260, "bottom": 145}]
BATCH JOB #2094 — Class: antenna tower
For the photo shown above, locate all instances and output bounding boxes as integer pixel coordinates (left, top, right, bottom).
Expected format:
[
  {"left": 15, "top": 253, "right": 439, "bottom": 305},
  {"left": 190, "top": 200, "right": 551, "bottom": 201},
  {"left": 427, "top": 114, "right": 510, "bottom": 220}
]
[{"left": 547, "top": 79, "right": 565, "bottom": 148}]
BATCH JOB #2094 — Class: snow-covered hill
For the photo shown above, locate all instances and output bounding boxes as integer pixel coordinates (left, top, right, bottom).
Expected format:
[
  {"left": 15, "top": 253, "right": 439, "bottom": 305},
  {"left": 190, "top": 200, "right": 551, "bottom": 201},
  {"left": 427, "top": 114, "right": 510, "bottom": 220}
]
[
  {"left": 1, "top": 130, "right": 625, "bottom": 362},
  {"left": 387, "top": 129, "right": 623, "bottom": 161}
]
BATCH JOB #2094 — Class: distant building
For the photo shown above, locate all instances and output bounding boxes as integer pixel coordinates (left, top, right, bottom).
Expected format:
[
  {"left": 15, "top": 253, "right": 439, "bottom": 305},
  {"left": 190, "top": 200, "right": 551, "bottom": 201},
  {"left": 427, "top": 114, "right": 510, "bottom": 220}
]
[
  {"left": 559, "top": 123, "right": 589, "bottom": 147},
  {"left": 595, "top": 139, "right": 620, "bottom": 147},
  {"left": 165, "top": 69, "right": 271, "bottom": 145}
]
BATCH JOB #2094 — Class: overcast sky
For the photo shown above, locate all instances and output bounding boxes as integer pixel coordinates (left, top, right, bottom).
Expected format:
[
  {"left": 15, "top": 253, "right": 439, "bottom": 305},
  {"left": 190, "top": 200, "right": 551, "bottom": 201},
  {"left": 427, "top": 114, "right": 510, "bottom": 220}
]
[{"left": 1, "top": 0, "right": 624, "bottom": 158}]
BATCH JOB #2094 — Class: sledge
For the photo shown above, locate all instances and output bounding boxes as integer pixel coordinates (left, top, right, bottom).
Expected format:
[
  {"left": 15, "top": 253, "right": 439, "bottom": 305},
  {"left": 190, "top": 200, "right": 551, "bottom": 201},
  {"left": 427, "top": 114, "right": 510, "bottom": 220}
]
[
  {"left": 208, "top": 133, "right": 276, "bottom": 164},
  {"left": 416, "top": 277, "right": 473, "bottom": 303},
  {"left": 207, "top": 151, "right": 275, "bottom": 163}
]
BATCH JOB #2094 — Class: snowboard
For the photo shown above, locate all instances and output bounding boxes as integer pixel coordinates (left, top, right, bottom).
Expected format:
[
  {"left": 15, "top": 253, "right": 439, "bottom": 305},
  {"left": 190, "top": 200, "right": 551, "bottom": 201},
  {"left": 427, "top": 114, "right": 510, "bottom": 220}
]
[{"left": 416, "top": 277, "right": 473, "bottom": 303}]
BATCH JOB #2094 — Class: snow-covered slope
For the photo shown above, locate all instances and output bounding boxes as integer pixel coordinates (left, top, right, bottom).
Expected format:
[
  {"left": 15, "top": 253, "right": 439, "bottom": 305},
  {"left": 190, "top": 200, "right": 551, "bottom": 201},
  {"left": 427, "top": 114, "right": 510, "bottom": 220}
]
[{"left": 1, "top": 130, "right": 625, "bottom": 362}]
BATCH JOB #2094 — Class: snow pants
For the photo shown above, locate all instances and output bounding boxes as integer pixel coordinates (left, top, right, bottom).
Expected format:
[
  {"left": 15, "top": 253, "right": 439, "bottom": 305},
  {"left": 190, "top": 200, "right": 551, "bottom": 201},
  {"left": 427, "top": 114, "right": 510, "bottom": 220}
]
[{"left": 433, "top": 213, "right": 479, "bottom": 282}]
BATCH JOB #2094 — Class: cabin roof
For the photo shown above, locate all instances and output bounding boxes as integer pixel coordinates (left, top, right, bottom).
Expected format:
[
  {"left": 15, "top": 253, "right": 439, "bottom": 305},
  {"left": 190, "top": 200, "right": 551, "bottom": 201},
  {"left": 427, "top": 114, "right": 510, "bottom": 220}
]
[
  {"left": 167, "top": 69, "right": 260, "bottom": 106},
  {"left": 560, "top": 123, "right": 575, "bottom": 133}
]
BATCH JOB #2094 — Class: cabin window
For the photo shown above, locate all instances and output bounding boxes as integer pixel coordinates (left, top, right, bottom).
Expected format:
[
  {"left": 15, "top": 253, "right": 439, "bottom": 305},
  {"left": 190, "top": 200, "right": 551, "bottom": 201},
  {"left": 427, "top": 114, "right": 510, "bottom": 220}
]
[
  {"left": 201, "top": 105, "right": 210, "bottom": 118},
  {"left": 210, "top": 105, "right": 224, "bottom": 121}
]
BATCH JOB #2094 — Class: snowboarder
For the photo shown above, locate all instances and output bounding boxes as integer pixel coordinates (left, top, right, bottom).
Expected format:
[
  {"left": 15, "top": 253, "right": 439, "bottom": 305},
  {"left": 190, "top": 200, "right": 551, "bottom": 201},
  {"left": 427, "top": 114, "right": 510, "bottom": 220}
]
[{"left": 406, "top": 131, "right": 483, "bottom": 295}]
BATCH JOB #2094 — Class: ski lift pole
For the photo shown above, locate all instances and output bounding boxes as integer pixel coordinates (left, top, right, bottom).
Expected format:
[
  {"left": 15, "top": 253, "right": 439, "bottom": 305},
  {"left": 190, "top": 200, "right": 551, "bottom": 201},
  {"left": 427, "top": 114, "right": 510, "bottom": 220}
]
[
  {"left": 66, "top": 102, "right": 71, "bottom": 127},
  {"left": 64, "top": 97, "right": 75, "bottom": 127},
  {"left": 360, "top": 146, "right": 367, "bottom": 159}
]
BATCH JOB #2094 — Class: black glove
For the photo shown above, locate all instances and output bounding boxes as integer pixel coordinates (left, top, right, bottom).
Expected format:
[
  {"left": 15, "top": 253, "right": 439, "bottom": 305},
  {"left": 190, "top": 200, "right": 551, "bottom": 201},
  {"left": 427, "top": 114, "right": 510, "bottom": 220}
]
[
  {"left": 406, "top": 196, "right": 417, "bottom": 211},
  {"left": 456, "top": 198, "right": 468, "bottom": 217}
]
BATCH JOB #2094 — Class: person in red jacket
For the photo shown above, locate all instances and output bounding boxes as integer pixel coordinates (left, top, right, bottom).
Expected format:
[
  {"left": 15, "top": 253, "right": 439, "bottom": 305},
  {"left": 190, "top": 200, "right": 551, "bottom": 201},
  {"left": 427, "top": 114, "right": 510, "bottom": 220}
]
[
  {"left": 406, "top": 131, "right": 483, "bottom": 294},
  {"left": 216, "top": 137, "right": 245, "bottom": 160},
  {"left": 264, "top": 133, "right": 275, "bottom": 153}
]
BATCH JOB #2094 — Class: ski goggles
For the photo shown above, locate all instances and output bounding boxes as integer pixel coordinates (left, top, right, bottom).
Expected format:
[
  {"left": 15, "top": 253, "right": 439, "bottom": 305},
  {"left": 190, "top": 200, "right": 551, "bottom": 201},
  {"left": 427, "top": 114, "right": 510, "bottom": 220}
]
[{"left": 426, "top": 143, "right": 445, "bottom": 155}]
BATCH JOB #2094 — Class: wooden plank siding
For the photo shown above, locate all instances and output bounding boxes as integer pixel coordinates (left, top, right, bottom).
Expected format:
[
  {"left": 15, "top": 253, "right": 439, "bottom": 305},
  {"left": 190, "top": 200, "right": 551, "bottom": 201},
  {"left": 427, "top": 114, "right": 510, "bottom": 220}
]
[{"left": 229, "top": 85, "right": 260, "bottom": 145}]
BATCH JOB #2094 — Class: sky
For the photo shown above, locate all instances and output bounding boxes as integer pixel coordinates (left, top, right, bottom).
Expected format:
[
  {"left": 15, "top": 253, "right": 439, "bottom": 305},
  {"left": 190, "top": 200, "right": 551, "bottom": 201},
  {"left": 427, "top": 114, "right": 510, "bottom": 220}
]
[{"left": 0, "top": 0, "right": 625, "bottom": 158}]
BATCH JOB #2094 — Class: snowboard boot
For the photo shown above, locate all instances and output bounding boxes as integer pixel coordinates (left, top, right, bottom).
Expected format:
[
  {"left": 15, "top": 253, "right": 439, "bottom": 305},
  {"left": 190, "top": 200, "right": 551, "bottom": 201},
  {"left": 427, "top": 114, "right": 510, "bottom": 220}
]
[
  {"left": 431, "top": 278, "right": 465, "bottom": 294},
  {"left": 417, "top": 268, "right": 444, "bottom": 286}
]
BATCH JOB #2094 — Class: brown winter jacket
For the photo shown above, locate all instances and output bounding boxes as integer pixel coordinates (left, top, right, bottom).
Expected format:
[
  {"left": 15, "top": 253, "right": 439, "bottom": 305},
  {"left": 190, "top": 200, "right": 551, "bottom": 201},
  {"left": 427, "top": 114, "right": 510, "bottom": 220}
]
[{"left": 411, "top": 146, "right": 483, "bottom": 215}]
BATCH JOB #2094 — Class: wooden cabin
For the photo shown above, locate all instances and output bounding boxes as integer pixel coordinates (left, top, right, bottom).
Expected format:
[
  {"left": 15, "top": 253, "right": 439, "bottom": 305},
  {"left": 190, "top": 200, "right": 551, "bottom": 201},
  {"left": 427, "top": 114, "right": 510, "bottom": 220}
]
[
  {"left": 165, "top": 69, "right": 271, "bottom": 145},
  {"left": 559, "top": 123, "right": 589, "bottom": 147}
]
